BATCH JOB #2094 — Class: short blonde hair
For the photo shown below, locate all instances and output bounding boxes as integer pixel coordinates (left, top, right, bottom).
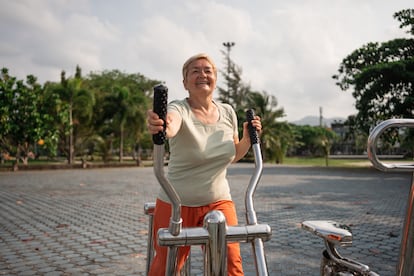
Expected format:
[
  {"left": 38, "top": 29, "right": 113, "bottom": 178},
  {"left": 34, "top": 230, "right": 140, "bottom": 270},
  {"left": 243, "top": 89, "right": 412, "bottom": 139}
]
[{"left": 182, "top": 53, "right": 217, "bottom": 80}]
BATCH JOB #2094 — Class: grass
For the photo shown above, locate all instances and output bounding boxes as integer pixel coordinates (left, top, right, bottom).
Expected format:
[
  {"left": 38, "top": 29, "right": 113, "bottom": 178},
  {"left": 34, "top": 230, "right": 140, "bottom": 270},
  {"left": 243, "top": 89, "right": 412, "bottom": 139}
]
[
  {"left": 0, "top": 157, "right": 145, "bottom": 171},
  {"left": 282, "top": 157, "right": 371, "bottom": 167},
  {"left": 1, "top": 156, "right": 404, "bottom": 170}
]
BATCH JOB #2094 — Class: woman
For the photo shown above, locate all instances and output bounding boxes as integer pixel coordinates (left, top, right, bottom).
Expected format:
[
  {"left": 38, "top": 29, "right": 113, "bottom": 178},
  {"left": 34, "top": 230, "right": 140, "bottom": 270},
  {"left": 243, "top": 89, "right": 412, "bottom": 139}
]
[{"left": 147, "top": 53, "right": 262, "bottom": 275}]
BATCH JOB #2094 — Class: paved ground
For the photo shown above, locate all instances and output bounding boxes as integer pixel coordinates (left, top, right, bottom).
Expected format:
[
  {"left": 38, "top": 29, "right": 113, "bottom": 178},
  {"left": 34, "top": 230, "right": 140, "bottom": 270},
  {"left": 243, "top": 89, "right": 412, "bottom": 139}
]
[{"left": 0, "top": 163, "right": 412, "bottom": 275}]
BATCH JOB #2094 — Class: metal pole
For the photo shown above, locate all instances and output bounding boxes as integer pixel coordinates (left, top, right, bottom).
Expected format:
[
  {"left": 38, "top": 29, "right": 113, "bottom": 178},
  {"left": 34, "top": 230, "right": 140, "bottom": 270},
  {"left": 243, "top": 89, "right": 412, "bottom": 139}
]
[
  {"left": 152, "top": 84, "right": 182, "bottom": 275},
  {"left": 222, "top": 42, "right": 235, "bottom": 102},
  {"left": 204, "top": 210, "right": 227, "bottom": 276},
  {"left": 144, "top": 202, "right": 156, "bottom": 275},
  {"left": 245, "top": 109, "right": 269, "bottom": 276},
  {"left": 397, "top": 172, "right": 414, "bottom": 276},
  {"left": 367, "top": 119, "right": 414, "bottom": 275}
]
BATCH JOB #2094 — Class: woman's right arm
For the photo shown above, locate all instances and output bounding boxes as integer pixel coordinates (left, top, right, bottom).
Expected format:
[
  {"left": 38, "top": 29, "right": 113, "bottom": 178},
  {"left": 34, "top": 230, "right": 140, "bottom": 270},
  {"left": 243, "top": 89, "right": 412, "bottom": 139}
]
[{"left": 146, "top": 109, "right": 181, "bottom": 138}]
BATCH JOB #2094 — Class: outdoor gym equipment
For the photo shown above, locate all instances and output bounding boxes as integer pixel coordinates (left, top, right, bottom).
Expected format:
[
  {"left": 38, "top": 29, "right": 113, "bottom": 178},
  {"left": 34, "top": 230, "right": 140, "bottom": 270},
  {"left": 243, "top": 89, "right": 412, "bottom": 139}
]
[
  {"left": 302, "top": 118, "right": 414, "bottom": 275},
  {"left": 144, "top": 84, "right": 272, "bottom": 275}
]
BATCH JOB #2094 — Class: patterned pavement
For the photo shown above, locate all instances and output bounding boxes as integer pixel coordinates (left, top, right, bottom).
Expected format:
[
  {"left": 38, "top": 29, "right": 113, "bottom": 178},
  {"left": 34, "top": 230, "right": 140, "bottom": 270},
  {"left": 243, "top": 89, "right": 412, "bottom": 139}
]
[{"left": 0, "top": 163, "right": 411, "bottom": 275}]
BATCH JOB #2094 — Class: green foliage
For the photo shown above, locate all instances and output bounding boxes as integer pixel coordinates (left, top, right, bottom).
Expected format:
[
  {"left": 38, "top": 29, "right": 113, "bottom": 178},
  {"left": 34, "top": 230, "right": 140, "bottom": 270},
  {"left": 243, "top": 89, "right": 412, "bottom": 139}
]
[
  {"left": 84, "top": 70, "right": 160, "bottom": 163},
  {"left": 291, "top": 125, "right": 338, "bottom": 160},
  {"left": 43, "top": 67, "right": 96, "bottom": 164},
  {"left": 217, "top": 51, "right": 293, "bottom": 163},
  {"left": 333, "top": 9, "right": 414, "bottom": 133},
  {"left": 0, "top": 66, "right": 160, "bottom": 164},
  {"left": 246, "top": 91, "right": 293, "bottom": 163},
  {"left": 338, "top": 115, "right": 369, "bottom": 155},
  {"left": 0, "top": 68, "right": 49, "bottom": 164},
  {"left": 394, "top": 9, "right": 414, "bottom": 35},
  {"left": 217, "top": 58, "right": 251, "bottom": 109}
]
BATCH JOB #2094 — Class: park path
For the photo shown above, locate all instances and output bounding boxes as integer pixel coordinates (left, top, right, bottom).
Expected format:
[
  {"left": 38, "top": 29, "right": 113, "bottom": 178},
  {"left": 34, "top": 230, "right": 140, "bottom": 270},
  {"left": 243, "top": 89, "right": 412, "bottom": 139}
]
[{"left": 0, "top": 164, "right": 411, "bottom": 275}]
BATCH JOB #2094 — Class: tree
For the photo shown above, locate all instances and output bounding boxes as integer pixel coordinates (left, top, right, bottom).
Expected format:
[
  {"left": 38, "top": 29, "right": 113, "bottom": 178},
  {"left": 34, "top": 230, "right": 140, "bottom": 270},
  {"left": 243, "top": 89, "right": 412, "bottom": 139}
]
[
  {"left": 246, "top": 91, "right": 293, "bottom": 163},
  {"left": 0, "top": 68, "right": 47, "bottom": 166},
  {"left": 292, "top": 125, "right": 338, "bottom": 165},
  {"left": 217, "top": 59, "right": 251, "bottom": 110},
  {"left": 333, "top": 9, "right": 414, "bottom": 133},
  {"left": 85, "top": 70, "right": 159, "bottom": 163},
  {"left": 217, "top": 51, "right": 293, "bottom": 162},
  {"left": 45, "top": 66, "right": 95, "bottom": 164},
  {"left": 102, "top": 85, "right": 147, "bottom": 162},
  {"left": 36, "top": 82, "right": 66, "bottom": 159},
  {"left": 343, "top": 115, "right": 368, "bottom": 155}
]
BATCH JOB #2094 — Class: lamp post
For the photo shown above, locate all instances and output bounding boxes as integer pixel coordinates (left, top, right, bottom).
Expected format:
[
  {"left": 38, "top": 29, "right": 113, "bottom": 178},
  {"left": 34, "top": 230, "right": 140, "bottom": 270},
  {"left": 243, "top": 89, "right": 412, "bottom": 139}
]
[{"left": 222, "top": 42, "right": 235, "bottom": 102}]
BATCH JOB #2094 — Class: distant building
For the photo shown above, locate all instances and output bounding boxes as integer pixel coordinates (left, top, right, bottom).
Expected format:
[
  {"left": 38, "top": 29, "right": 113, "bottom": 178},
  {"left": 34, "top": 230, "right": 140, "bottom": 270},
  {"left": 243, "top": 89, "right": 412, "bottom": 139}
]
[{"left": 331, "top": 120, "right": 355, "bottom": 155}]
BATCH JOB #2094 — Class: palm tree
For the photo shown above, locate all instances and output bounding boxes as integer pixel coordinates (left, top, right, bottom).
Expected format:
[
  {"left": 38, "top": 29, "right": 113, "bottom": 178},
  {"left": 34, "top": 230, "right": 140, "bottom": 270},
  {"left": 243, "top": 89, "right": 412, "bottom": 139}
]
[
  {"left": 53, "top": 66, "right": 95, "bottom": 164},
  {"left": 85, "top": 70, "right": 158, "bottom": 163},
  {"left": 103, "top": 85, "right": 146, "bottom": 162},
  {"left": 246, "top": 91, "right": 293, "bottom": 163}
]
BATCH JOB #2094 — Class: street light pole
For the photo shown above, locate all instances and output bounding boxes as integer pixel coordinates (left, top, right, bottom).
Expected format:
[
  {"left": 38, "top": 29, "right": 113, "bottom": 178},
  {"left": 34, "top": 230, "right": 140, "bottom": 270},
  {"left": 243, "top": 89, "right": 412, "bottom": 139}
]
[{"left": 222, "top": 42, "right": 235, "bottom": 102}]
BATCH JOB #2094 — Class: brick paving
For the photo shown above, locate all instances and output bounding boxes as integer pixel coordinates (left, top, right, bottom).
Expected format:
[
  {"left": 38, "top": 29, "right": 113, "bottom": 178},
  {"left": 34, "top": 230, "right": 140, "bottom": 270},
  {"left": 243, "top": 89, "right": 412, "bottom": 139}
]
[{"left": 0, "top": 164, "right": 411, "bottom": 275}]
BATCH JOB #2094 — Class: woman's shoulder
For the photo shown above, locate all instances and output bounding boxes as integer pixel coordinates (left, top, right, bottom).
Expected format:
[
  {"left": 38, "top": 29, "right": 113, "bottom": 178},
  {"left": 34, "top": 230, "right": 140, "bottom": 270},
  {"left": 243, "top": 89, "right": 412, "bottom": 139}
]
[
  {"left": 168, "top": 99, "right": 189, "bottom": 111},
  {"left": 215, "top": 101, "right": 235, "bottom": 116},
  {"left": 169, "top": 99, "right": 186, "bottom": 106},
  {"left": 215, "top": 101, "right": 232, "bottom": 110}
]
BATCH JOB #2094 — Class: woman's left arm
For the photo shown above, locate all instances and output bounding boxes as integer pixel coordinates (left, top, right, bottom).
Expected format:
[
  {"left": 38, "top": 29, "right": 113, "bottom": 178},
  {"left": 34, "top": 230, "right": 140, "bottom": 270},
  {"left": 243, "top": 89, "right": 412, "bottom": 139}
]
[{"left": 233, "top": 116, "right": 262, "bottom": 163}]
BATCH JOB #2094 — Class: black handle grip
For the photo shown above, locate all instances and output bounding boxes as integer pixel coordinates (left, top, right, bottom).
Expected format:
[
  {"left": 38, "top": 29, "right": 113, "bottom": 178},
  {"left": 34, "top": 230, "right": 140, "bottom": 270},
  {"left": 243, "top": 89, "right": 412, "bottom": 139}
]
[
  {"left": 246, "top": 109, "right": 259, "bottom": 145},
  {"left": 152, "top": 84, "right": 168, "bottom": 145}
]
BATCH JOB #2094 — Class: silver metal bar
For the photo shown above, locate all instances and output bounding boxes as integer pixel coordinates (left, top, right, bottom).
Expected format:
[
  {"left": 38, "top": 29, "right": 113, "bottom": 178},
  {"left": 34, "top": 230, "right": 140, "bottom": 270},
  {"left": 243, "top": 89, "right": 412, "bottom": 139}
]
[
  {"left": 367, "top": 119, "right": 414, "bottom": 172},
  {"left": 397, "top": 172, "right": 414, "bottom": 276},
  {"left": 367, "top": 118, "right": 414, "bottom": 275},
  {"left": 158, "top": 224, "right": 272, "bottom": 246},
  {"left": 226, "top": 224, "right": 272, "bottom": 243},
  {"left": 324, "top": 240, "right": 372, "bottom": 273},
  {"left": 144, "top": 202, "right": 156, "bottom": 275},
  {"left": 153, "top": 145, "right": 182, "bottom": 235},
  {"left": 204, "top": 211, "right": 227, "bottom": 276},
  {"left": 245, "top": 143, "right": 268, "bottom": 276},
  {"left": 145, "top": 202, "right": 191, "bottom": 275},
  {"left": 180, "top": 254, "right": 191, "bottom": 276},
  {"left": 245, "top": 144, "right": 263, "bottom": 224},
  {"left": 251, "top": 238, "right": 267, "bottom": 275},
  {"left": 153, "top": 144, "right": 182, "bottom": 276},
  {"left": 165, "top": 246, "right": 179, "bottom": 276}
]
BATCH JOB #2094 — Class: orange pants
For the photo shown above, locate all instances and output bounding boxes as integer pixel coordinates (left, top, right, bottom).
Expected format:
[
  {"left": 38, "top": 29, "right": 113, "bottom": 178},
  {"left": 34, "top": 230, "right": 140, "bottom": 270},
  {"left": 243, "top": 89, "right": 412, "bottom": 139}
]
[{"left": 148, "top": 199, "right": 244, "bottom": 275}]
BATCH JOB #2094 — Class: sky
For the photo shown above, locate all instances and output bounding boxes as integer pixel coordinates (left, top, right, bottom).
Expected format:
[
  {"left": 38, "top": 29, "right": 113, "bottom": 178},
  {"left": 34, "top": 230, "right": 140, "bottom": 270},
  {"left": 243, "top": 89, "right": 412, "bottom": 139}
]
[{"left": 1, "top": 0, "right": 412, "bottom": 122}]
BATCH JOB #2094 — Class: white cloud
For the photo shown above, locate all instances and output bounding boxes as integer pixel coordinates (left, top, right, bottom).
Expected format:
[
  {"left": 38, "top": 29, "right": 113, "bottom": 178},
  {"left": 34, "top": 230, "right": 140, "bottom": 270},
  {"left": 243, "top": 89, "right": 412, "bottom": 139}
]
[{"left": 0, "top": 0, "right": 411, "bottom": 121}]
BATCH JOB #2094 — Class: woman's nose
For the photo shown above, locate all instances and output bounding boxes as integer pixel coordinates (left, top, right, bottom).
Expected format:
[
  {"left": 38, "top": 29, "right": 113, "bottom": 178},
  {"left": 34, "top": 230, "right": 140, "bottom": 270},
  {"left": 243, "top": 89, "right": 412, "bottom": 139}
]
[{"left": 199, "top": 70, "right": 207, "bottom": 77}]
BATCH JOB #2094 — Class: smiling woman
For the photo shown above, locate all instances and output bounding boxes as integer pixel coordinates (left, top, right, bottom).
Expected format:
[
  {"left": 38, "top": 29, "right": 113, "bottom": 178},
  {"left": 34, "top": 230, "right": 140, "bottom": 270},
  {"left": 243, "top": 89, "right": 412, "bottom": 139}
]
[
  {"left": 183, "top": 55, "right": 219, "bottom": 125},
  {"left": 145, "top": 53, "right": 262, "bottom": 275}
]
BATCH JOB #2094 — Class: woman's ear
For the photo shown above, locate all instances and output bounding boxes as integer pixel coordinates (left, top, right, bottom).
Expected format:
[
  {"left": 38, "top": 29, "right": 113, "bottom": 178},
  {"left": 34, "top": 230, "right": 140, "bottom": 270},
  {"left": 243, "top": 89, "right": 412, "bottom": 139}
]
[{"left": 183, "top": 79, "right": 188, "bottom": 91}]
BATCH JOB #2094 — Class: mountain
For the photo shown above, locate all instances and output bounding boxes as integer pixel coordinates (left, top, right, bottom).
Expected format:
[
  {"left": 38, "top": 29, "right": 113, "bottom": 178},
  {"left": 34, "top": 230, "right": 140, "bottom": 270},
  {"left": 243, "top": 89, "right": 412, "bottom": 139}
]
[{"left": 291, "top": 116, "right": 346, "bottom": 127}]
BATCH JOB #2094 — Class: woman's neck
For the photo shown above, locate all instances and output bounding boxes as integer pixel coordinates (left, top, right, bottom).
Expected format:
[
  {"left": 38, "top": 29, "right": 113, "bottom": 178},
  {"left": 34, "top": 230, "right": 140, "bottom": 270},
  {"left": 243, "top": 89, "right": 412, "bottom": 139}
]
[
  {"left": 186, "top": 96, "right": 218, "bottom": 124},
  {"left": 187, "top": 96, "right": 214, "bottom": 111}
]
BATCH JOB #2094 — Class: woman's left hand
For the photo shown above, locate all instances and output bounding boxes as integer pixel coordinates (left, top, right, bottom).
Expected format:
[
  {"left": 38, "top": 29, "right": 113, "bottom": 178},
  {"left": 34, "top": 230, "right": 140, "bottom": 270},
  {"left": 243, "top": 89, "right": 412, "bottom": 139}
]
[
  {"left": 243, "top": 115, "right": 262, "bottom": 141},
  {"left": 251, "top": 116, "right": 262, "bottom": 135}
]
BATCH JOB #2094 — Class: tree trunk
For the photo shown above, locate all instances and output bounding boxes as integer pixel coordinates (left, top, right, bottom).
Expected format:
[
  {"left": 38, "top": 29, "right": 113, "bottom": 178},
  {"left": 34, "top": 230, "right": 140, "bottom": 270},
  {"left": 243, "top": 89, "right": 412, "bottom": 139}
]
[
  {"left": 119, "top": 124, "right": 124, "bottom": 163},
  {"left": 68, "top": 104, "right": 74, "bottom": 164}
]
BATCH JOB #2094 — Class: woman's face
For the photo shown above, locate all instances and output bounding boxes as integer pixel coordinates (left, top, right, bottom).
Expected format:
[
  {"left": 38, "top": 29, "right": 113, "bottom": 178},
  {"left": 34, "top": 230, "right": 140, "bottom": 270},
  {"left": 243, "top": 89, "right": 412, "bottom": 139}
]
[{"left": 183, "top": 58, "right": 216, "bottom": 95}]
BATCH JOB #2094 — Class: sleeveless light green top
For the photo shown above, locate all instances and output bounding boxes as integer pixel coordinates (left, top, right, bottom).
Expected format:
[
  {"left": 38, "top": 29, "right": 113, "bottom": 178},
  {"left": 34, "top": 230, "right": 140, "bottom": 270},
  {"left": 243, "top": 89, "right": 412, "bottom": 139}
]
[{"left": 157, "top": 99, "right": 238, "bottom": 206}]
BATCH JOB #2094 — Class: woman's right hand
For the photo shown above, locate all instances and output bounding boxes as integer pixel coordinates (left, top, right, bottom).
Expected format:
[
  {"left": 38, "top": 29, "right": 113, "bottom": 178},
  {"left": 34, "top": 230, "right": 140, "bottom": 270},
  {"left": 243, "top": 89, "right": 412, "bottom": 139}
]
[{"left": 146, "top": 110, "right": 165, "bottom": 135}]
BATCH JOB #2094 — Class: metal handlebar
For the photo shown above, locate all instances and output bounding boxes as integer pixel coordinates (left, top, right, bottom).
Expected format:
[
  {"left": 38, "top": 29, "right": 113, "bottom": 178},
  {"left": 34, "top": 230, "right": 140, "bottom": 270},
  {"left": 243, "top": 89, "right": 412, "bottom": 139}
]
[
  {"left": 152, "top": 84, "right": 182, "bottom": 236},
  {"left": 245, "top": 109, "right": 268, "bottom": 276},
  {"left": 367, "top": 118, "right": 414, "bottom": 172},
  {"left": 152, "top": 84, "right": 181, "bottom": 275},
  {"left": 245, "top": 109, "right": 262, "bottom": 224},
  {"left": 367, "top": 118, "right": 414, "bottom": 276}
]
